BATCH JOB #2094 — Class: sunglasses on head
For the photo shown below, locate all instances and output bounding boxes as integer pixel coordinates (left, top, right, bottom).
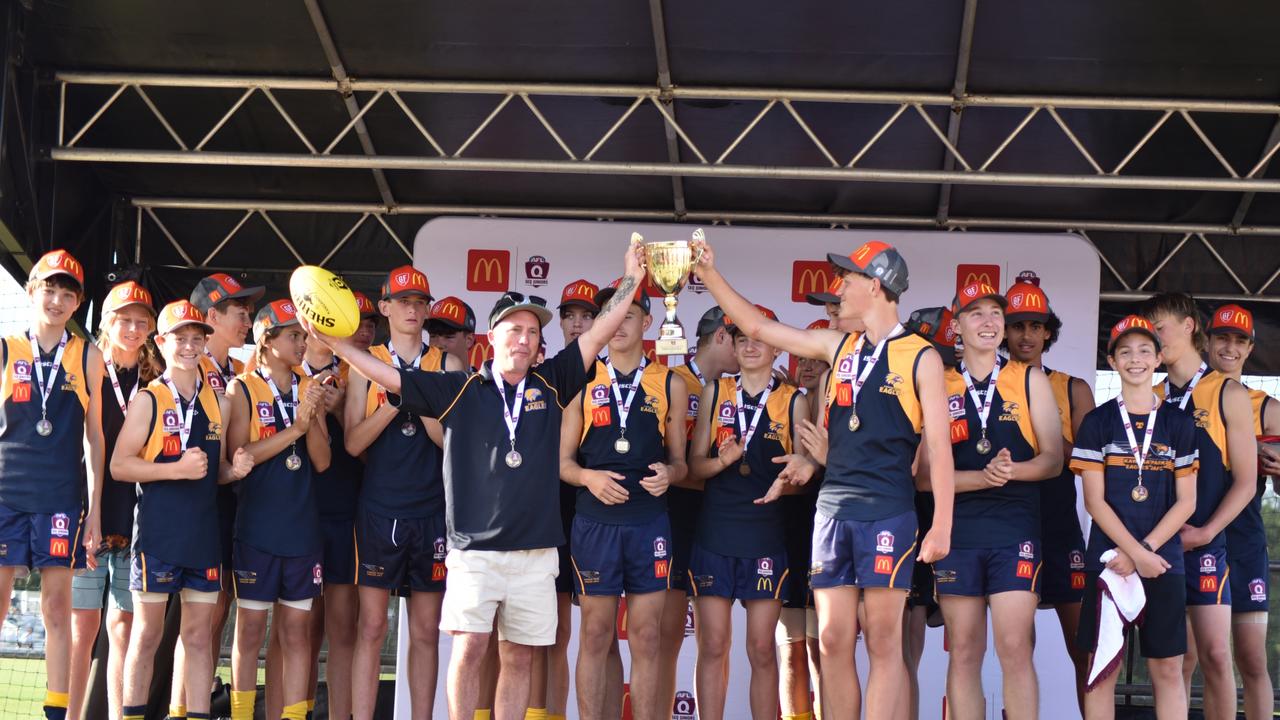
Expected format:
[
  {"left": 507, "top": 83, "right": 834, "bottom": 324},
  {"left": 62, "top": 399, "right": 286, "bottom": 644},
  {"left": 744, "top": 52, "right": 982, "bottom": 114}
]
[{"left": 495, "top": 291, "right": 547, "bottom": 307}]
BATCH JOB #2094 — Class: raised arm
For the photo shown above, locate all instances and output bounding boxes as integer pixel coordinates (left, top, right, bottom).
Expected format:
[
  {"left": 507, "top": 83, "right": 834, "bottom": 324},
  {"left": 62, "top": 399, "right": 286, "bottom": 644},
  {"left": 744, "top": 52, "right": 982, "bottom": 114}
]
[
  {"left": 300, "top": 317, "right": 403, "bottom": 393},
  {"left": 576, "top": 237, "right": 648, "bottom": 368},
  {"left": 692, "top": 236, "right": 844, "bottom": 363},
  {"left": 343, "top": 362, "right": 399, "bottom": 457}
]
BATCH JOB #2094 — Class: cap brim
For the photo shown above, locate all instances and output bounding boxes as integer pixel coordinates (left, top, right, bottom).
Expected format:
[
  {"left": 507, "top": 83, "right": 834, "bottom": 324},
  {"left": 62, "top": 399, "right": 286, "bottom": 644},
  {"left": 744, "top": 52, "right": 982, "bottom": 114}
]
[
  {"left": 1108, "top": 327, "right": 1162, "bottom": 354},
  {"left": 557, "top": 298, "right": 600, "bottom": 313},
  {"left": 33, "top": 269, "right": 83, "bottom": 286},
  {"left": 163, "top": 319, "right": 215, "bottom": 335},
  {"left": 826, "top": 252, "right": 859, "bottom": 274},
  {"left": 956, "top": 293, "right": 1008, "bottom": 314},
  {"left": 105, "top": 300, "right": 157, "bottom": 316},
  {"left": 227, "top": 285, "right": 266, "bottom": 304},
  {"left": 428, "top": 318, "right": 471, "bottom": 332},
  {"left": 1206, "top": 325, "right": 1252, "bottom": 339},
  {"left": 491, "top": 302, "right": 554, "bottom": 328},
  {"left": 806, "top": 292, "right": 840, "bottom": 306},
  {"left": 1004, "top": 309, "right": 1051, "bottom": 323},
  {"left": 594, "top": 288, "right": 649, "bottom": 314},
  {"left": 385, "top": 289, "right": 434, "bottom": 302}
]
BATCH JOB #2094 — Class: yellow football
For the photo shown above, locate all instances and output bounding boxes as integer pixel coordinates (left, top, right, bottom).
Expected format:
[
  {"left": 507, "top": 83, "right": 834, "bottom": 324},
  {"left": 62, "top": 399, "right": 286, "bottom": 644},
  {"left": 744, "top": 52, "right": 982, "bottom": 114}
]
[{"left": 289, "top": 265, "right": 359, "bottom": 338}]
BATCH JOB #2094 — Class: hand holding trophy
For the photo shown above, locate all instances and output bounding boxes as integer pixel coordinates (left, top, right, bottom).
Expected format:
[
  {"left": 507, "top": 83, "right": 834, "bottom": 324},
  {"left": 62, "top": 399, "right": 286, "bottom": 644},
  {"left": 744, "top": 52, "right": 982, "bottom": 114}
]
[{"left": 643, "top": 228, "right": 705, "bottom": 355}]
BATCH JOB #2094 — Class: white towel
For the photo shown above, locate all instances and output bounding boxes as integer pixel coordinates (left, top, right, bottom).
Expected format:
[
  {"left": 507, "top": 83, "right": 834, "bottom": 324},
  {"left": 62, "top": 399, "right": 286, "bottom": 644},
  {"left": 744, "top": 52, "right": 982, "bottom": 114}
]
[{"left": 1087, "top": 549, "right": 1147, "bottom": 690}]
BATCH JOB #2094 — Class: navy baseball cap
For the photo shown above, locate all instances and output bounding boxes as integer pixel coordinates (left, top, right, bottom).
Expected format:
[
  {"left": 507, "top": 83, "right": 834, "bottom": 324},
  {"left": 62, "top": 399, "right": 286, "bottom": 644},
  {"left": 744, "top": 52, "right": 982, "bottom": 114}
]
[{"left": 827, "top": 241, "right": 909, "bottom": 296}]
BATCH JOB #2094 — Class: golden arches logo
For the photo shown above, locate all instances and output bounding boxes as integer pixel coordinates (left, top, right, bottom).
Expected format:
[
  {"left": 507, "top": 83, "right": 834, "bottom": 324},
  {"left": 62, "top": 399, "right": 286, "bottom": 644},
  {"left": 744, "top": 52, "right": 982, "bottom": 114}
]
[
  {"left": 962, "top": 271, "right": 995, "bottom": 286},
  {"left": 797, "top": 267, "right": 830, "bottom": 295},
  {"left": 472, "top": 257, "right": 503, "bottom": 284}
]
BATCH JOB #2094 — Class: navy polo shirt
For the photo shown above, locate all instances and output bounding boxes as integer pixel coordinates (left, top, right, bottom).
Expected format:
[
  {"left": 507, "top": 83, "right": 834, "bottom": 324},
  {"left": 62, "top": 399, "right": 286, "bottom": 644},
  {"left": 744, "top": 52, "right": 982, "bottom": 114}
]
[{"left": 397, "top": 340, "right": 589, "bottom": 552}]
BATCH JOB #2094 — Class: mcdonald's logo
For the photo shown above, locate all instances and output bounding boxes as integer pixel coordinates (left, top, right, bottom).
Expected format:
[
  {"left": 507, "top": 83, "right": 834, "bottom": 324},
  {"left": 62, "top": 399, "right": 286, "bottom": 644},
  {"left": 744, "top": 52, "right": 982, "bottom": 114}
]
[
  {"left": 49, "top": 537, "right": 69, "bottom": 558},
  {"left": 873, "top": 556, "right": 893, "bottom": 575},
  {"left": 756, "top": 576, "right": 774, "bottom": 592},
  {"left": 466, "top": 249, "right": 510, "bottom": 292},
  {"left": 949, "top": 418, "right": 969, "bottom": 444},
  {"left": 1016, "top": 560, "right": 1033, "bottom": 579},
  {"left": 835, "top": 383, "right": 852, "bottom": 407},
  {"left": 468, "top": 335, "right": 494, "bottom": 370},
  {"left": 715, "top": 426, "right": 735, "bottom": 447},
  {"left": 1199, "top": 575, "right": 1218, "bottom": 593},
  {"left": 955, "top": 264, "right": 1000, "bottom": 297},
  {"left": 12, "top": 383, "right": 30, "bottom": 403},
  {"left": 432, "top": 562, "right": 447, "bottom": 582},
  {"left": 591, "top": 406, "right": 612, "bottom": 427},
  {"left": 259, "top": 426, "right": 277, "bottom": 440},
  {"left": 206, "top": 567, "right": 220, "bottom": 581},
  {"left": 791, "top": 261, "right": 831, "bottom": 303},
  {"left": 655, "top": 559, "right": 669, "bottom": 578},
  {"left": 1230, "top": 310, "right": 1250, "bottom": 326},
  {"left": 162, "top": 435, "right": 182, "bottom": 457},
  {"left": 1070, "top": 572, "right": 1085, "bottom": 590}
]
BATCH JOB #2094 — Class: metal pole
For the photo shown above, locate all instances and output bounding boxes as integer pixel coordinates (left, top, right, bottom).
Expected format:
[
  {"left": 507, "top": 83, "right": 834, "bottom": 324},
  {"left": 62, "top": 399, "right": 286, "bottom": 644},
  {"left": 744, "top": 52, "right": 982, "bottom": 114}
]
[
  {"left": 1101, "top": 291, "right": 1280, "bottom": 304},
  {"left": 936, "top": 0, "right": 979, "bottom": 223},
  {"left": 56, "top": 149, "right": 1280, "bottom": 192},
  {"left": 647, "top": 0, "right": 687, "bottom": 218}
]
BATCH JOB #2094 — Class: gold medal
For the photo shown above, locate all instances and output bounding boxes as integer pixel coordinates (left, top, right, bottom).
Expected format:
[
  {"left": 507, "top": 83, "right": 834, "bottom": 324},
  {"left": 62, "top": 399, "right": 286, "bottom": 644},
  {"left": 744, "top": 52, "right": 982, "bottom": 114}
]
[
  {"left": 848, "top": 411, "right": 861, "bottom": 432},
  {"left": 739, "top": 462, "right": 751, "bottom": 476},
  {"left": 1131, "top": 485, "right": 1148, "bottom": 503}
]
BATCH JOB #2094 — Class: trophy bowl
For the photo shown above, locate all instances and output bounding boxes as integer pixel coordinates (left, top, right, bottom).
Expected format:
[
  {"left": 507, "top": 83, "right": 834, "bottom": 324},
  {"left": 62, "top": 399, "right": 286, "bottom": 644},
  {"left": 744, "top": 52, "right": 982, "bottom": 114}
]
[{"left": 643, "top": 230, "right": 704, "bottom": 355}]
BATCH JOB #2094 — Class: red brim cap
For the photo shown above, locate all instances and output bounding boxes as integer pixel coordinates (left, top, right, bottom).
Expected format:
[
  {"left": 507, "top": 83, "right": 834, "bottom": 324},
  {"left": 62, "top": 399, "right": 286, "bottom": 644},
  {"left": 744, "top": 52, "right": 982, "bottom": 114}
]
[
  {"left": 30, "top": 250, "right": 85, "bottom": 287},
  {"left": 1206, "top": 304, "right": 1254, "bottom": 339},
  {"left": 1108, "top": 315, "right": 1162, "bottom": 354},
  {"left": 157, "top": 300, "right": 214, "bottom": 335},
  {"left": 952, "top": 282, "right": 1007, "bottom": 315}
]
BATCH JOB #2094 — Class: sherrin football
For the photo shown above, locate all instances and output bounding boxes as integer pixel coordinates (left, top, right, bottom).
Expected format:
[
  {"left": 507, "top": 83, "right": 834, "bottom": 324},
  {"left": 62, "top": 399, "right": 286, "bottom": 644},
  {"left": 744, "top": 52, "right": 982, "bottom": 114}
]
[{"left": 289, "top": 265, "right": 359, "bottom": 338}]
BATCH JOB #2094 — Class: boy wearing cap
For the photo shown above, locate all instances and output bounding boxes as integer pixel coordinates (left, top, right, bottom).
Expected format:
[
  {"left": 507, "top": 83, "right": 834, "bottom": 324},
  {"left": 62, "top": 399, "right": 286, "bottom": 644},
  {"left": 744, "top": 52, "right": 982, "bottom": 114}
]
[
  {"left": 687, "top": 307, "right": 813, "bottom": 720},
  {"left": 559, "top": 280, "right": 688, "bottom": 720},
  {"left": 225, "top": 300, "right": 330, "bottom": 720},
  {"left": 693, "top": 238, "right": 954, "bottom": 720},
  {"left": 112, "top": 300, "right": 255, "bottom": 720},
  {"left": 305, "top": 241, "right": 646, "bottom": 720},
  {"left": 1002, "top": 277, "right": 1095, "bottom": 708},
  {"left": 658, "top": 304, "right": 740, "bottom": 713},
  {"left": 1203, "top": 304, "right": 1277, "bottom": 720},
  {"left": 1071, "top": 316, "right": 1198, "bottom": 720},
  {"left": 352, "top": 290, "right": 379, "bottom": 351},
  {"left": 1140, "top": 293, "right": 1256, "bottom": 720},
  {"left": 0, "top": 249, "right": 105, "bottom": 720},
  {"left": 343, "top": 265, "right": 463, "bottom": 720},
  {"left": 68, "top": 281, "right": 161, "bottom": 720},
  {"left": 429, "top": 296, "right": 478, "bottom": 368},
  {"left": 933, "top": 284, "right": 1061, "bottom": 720},
  {"left": 559, "top": 278, "right": 600, "bottom": 344}
]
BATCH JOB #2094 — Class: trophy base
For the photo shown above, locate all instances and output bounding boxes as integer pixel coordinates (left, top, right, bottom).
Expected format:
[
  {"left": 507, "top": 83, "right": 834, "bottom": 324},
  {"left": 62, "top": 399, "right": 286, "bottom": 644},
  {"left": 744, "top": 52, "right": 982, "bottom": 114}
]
[{"left": 654, "top": 337, "right": 689, "bottom": 356}]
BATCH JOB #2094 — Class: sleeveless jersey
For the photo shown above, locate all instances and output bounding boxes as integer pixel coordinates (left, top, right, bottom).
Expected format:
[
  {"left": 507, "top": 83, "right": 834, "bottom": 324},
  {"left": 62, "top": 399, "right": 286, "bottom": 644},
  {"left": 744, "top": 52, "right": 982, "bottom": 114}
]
[
  {"left": 361, "top": 344, "right": 445, "bottom": 518},
  {"left": 820, "top": 331, "right": 931, "bottom": 522},
  {"left": 946, "top": 360, "right": 1041, "bottom": 547},
  {"left": 1039, "top": 368, "right": 1083, "bottom": 544},
  {"left": 99, "top": 363, "right": 141, "bottom": 544},
  {"left": 1225, "top": 388, "right": 1274, "bottom": 556},
  {"left": 698, "top": 377, "right": 798, "bottom": 558},
  {"left": 0, "top": 334, "right": 91, "bottom": 512},
  {"left": 199, "top": 354, "right": 243, "bottom": 396},
  {"left": 300, "top": 360, "right": 360, "bottom": 520},
  {"left": 1156, "top": 370, "right": 1232, "bottom": 551},
  {"left": 233, "top": 370, "right": 322, "bottom": 557},
  {"left": 576, "top": 359, "right": 672, "bottom": 523},
  {"left": 134, "top": 379, "right": 223, "bottom": 568}
]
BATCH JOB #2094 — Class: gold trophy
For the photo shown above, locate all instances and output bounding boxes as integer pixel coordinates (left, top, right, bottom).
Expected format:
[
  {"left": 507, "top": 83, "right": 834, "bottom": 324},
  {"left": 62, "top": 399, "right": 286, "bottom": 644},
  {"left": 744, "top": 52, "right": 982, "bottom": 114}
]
[{"left": 643, "top": 227, "right": 705, "bottom": 356}]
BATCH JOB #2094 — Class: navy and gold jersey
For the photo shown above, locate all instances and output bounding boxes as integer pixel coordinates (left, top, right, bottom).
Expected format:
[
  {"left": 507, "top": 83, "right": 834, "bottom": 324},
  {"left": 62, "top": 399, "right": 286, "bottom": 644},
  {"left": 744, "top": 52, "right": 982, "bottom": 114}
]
[
  {"left": 1070, "top": 399, "right": 1199, "bottom": 573},
  {"left": 361, "top": 345, "right": 445, "bottom": 519},
  {"left": 199, "top": 354, "right": 243, "bottom": 396},
  {"left": 946, "top": 360, "right": 1040, "bottom": 547},
  {"left": 1226, "top": 388, "right": 1275, "bottom": 556},
  {"left": 133, "top": 379, "right": 223, "bottom": 569},
  {"left": 697, "top": 377, "right": 799, "bottom": 559},
  {"left": 233, "top": 371, "right": 321, "bottom": 557},
  {"left": 576, "top": 359, "right": 673, "bottom": 523},
  {"left": 0, "top": 334, "right": 91, "bottom": 512},
  {"left": 99, "top": 363, "right": 140, "bottom": 544},
  {"left": 1155, "top": 370, "right": 1232, "bottom": 551},
  {"left": 820, "top": 331, "right": 932, "bottom": 523},
  {"left": 304, "top": 361, "right": 361, "bottom": 520},
  {"left": 1040, "top": 369, "right": 1085, "bottom": 541}
]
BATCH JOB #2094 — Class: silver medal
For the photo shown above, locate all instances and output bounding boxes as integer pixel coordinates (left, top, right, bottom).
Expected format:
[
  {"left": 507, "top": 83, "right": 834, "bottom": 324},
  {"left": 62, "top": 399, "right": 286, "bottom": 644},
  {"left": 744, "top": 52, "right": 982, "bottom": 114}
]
[
  {"left": 401, "top": 421, "right": 418, "bottom": 437},
  {"left": 35, "top": 418, "right": 53, "bottom": 436},
  {"left": 1131, "top": 485, "right": 1149, "bottom": 503},
  {"left": 848, "top": 411, "right": 860, "bottom": 432},
  {"left": 505, "top": 449, "right": 523, "bottom": 468},
  {"left": 285, "top": 452, "right": 302, "bottom": 471},
  {"left": 976, "top": 436, "right": 992, "bottom": 455},
  {"left": 614, "top": 436, "right": 630, "bottom": 454}
]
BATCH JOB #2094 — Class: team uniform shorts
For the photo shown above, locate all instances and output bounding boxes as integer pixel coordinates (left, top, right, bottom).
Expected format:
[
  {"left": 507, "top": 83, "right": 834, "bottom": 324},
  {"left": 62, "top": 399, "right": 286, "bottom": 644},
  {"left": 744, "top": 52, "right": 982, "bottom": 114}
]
[
  {"left": 1184, "top": 547, "right": 1231, "bottom": 607},
  {"left": 0, "top": 504, "right": 86, "bottom": 570},
  {"left": 354, "top": 508, "right": 447, "bottom": 593},
  {"left": 569, "top": 513, "right": 672, "bottom": 596},
  {"left": 130, "top": 549, "right": 222, "bottom": 600},
  {"left": 231, "top": 540, "right": 322, "bottom": 607},
  {"left": 809, "top": 509, "right": 917, "bottom": 591},
  {"left": 1038, "top": 541, "right": 1087, "bottom": 606},
  {"left": 933, "top": 540, "right": 1042, "bottom": 597},
  {"left": 1227, "top": 545, "right": 1269, "bottom": 614},
  {"left": 687, "top": 543, "right": 789, "bottom": 602}
]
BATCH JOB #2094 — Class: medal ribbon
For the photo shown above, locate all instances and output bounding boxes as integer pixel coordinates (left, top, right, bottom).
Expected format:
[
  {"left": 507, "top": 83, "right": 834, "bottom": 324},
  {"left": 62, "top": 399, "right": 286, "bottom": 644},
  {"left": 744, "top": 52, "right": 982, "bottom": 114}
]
[
  {"left": 687, "top": 358, "right": 704, "bottom": 385},
  {"left": 161, "top": 373, "right": 201, "bottom": 452},
  {"left": 1117, "top": 394, "right": 1159, "bottom": 487},
  {"left": 204, "top": 349, "right": 235, "bottom": 385},
  {"left": 389, "top": 342, "right": 425, "bottom": 372},
  {"left": 848, "top": 324, "right": 903, "bottom": 409},
  {"left": 28, "top": 330, "right": 68, "bottom": 422},
  {"left": 494, "top": 375, "right": 527, "bottom": 453},
  {"left": 960, "top": 357, "right": 1003, "bottom": 441},
  {"left": 257, "top": 369, "right": 297, "bottom": 430},
  {"left": 105, "top": 355, "right": 139, "bottom": 414},
  {"left": 734, "top": 376, "right": 773, "bottom": 452},
  {"left": 607, "top": 357, "right": 646, "bottom": 438},
  {"left": 1163, "top": 362, "right": 1206, "bottom": 412}
]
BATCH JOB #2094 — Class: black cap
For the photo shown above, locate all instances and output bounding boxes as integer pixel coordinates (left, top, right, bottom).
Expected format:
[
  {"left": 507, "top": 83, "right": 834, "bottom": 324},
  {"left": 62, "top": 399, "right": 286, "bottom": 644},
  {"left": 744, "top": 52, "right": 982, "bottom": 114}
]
[
  {"left": 594, "top": 278, "right": 651, "bottom": 315},
  {"left": 826, "top": 241, "right": 910, "bottom": 297},
  {"left": 190, "top": 273, "right": 265, "bottom": 313},
  {"left": 695, "top": 307, "right": 726, "bottom": 338}
]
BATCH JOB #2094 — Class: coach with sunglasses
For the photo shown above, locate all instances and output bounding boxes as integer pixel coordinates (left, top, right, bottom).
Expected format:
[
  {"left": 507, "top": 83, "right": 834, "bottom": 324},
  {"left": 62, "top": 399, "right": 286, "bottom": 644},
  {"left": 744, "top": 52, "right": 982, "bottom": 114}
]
[{"left": 304, "top": 239, "right": 646, "bottom": 719}]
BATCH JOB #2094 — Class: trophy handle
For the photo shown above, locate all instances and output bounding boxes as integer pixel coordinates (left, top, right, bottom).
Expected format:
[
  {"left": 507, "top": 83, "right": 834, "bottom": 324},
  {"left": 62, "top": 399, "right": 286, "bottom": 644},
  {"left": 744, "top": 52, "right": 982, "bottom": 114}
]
[{"left": 690, "top": 227, "right": 706, "bottom": 267}]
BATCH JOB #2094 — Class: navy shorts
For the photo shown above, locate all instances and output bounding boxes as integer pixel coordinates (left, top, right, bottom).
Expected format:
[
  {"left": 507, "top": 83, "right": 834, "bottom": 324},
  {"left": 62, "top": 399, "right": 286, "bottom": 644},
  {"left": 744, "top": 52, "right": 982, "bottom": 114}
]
[
  {"left": 1227, "top": 545, "right": 1269, "bottom": 613},
  {"left": 570, "top": 513, "right": 672, "bottom": 596},
  {"left": 687, "top": 543, "right": 788, "bottom": 602},
  {"left": 1038, "top": 542, "right": 1087, "bottom": 605},
  {"left": 130, "top": 549, "right": 221, "bottom": 594},
  {"left": 1078, "top": 571, "right": 1186, "bottom": 659},
  {"left": 934, "top": 540, "right": 1041, "bottom": 597},
  {"left": 665, "top": 488, "right": 701, "bottom": 594},
  {"left": 1185, "top": 547, "right": 1231, "bottom": 607},
  {"left": 809, "top": 510, "right": 917, "bottom": 591},
  {"left": 321, "top": 516, "right": 356, "bottom": 585},
  {"left": 354, "top": 509, "right": 447, "bottom": 593},
  {"left": 0, "top": 503, "right": 85, "bottom": 570},
  {"left": 232, "top": 541, "right": 323, "bottom": 604}
]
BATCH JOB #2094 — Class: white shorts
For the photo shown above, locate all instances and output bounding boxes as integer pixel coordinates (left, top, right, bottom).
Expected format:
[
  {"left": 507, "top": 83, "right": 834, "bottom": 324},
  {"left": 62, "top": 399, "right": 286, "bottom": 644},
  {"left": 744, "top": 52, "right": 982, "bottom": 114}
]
[{"left": 440, "top": 547, "right": 559, "bottom": 646}]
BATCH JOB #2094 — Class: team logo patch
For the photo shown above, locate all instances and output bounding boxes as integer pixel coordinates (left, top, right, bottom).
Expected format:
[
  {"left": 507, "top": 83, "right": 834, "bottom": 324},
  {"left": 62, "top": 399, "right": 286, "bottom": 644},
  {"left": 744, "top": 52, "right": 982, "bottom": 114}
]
[
  {"left": 950, "top": 418, "right": 969, "bottom": 443},
  {"left": 875, "top": 530, "right": 894, "bottom": 554},
  {"left": 873, "top": 556, "right": 894, "bottom": 574},
  {"left": 433, "top": 537, "right": 447, "bottom": 560},
  {"left": 49, "top": 537, "right": 69, "bottom": 558},
  {"left": 1016, "top": 560, "right": 1034, "bottom": 579},
  {"left": 1018, "top": 541, "right": 1035, "bottom": 560},
  {"left": 717, "top": 400, "right": 736, "bottom": 423},
  {"left": 653, "top": 536, "right": 668, "bottom": 559},
  {"left": 654, "top": 559, "right": 669, "bottom": 578},
  {"left": 256, "top": 401, "right": 275, "bottom": 424},
  {"left": 580, "top": 570, "right": 601, "bottom": 585},
  {"left": 206, "top": 371, "right": 225, "bottom": 391},
  {"left": 432, "top": 563, "right": 447, "bottom": 582},
  {"left": 1249, "top": 578, "right": 1266, "bottom": 602},
  {"left": 757, "top": 558, "right": 774, "bottom": 577},
  {"left": 1069, "top": 550, "right": 1084, "bottom": 570},
  {"left": 235, "top": 570, "right": 257, "bottom": 584},
  {"left": 1199, "top": 553, "right": 1217, "bottom": 574},
  {"left": 947, "top": 393, "right": 966, "bottom": 419},
  {"left": 878, "top": 373, "right": 904, "bottom": 396},
  {"left": 162, "top": 409, "right": 180, "bottom": 432},
  {"left": 999, "top": 400, "right": 1020, "bottom": 422},
  {"left": 162, "top": 434, "right": 182, "bottom": 457},
  {"left": 687, "top": 394, "right": 699, "bottom": 416},
  {"left": 361, "top": 563, "right": 385, "bottom": 578},
  {"left": 13, "top": 383, "right": 30, "bottom": 403},
  {"left": 524, "top": 255, "right": 549, "bottom": 288},
  {"left": 206, "top": 567, "right": 220, "bottom": 581},
  {"left": 13, "top": 359, "right": 30, "bottom": 382},
  {"left": 591, "top": 406, "right": 611, "bottom": 427},
  {"left": 1070, "top": 572, "right": 1086, "bottom": 590},
  {"left": 808, "top": 561, "right": 824, "bottom": 576},
  {"left": 590, "top": 384, "right": 610, "bottom": 406},
  {"left": 835, "top": 383, "right": 852, "bottom": 407},
  {"left": 50, "top": 513, "right": 70, "bottom": 538},
  {"left": 313, "top": 563, "right": 323, "bottom": 585},
  {"left": 524, "top": 387, "right": 542, "bottom": 402},
  {"left": 673, "top": 690, "right": 697, "bottom": 720},
  {"left": 835, "top": 355, "right": 855, "bottom": 380},
  {"left": 1199, "top": 575, "right": 1218, "bottom": 593},
  {"left": 933, "top": 569, "right": 957, "bottom": 584},
  {"left": 1192, "top": 408, "right": 1209, "bottom": 429}
]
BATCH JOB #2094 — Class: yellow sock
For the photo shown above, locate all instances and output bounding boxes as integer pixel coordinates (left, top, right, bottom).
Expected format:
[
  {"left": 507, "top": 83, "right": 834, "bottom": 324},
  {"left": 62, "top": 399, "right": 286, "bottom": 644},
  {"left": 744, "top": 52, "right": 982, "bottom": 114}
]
[
  {"left": 231, "top": 689, "right": 256, "bottom": 720},
  {"left": 783, "top": 713, "right": 814, "bottom": 720},
  {"left": 44, "top": 691, "right": 69, "bottom": 708},
  {"left": 170, "top": 703, "right": 188, "bottom": 718},
  {"left": 474, "top": 711, "right": 493, "bottom": 720},
  {"left": 524, "top": 709, "right": 548, "bottom": 720},
  {"left": 281, "top": 700, "right": 308, "bottom": 720}
]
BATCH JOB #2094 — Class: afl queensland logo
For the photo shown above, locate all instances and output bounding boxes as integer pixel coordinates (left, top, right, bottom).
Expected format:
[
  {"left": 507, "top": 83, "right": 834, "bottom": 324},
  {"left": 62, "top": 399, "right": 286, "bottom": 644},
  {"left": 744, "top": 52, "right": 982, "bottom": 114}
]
[
  {"left": 162, "top": 409, "right": 180, "bottom": 432},
  {"left": 673, "top": 690, "right": 696, "bottom": 720},
  {"left": 590, "top": 384, "right": 610, "bottom": 406},
  {"left": 653, "top": 536, "right": 668, "bottom": 559},
  {"left": 1249, "top": 578, "right": 1266, "bottom": 602},
  {"left": 1199, "top": 553, "right": 1216, "bottom": 574},
  {"left": 13, "top": 359, "right": 30, "bottom": 382},
  {"left": 835, "top": 355, "right": 855, "bottom": 380},
  {"left": 256, "top": 401, "right": 275, "bottom": 424},
  {"left": 717, "top": 400, "right": 736, "bottom": 423},
  {"left": 524, "top": 255, "right": 549, "bottom": 288},
  {"left": 757, "top": 557, "right": 774, "bottom": 577},
  {"left": 688, "top": 394, "right": 699, "bottom": 415},
  {"left": 1069, "top": 550, "right": 1085, "bottom": 570},
  {"left": 876, "top": 531, "right": 894, "bottom": 553},
  {"left": 1019, "top": 541, "right": 1035, "bottom": 560},
  {"left": 433, "top": 537, "right": 447, "bottom": 561}
]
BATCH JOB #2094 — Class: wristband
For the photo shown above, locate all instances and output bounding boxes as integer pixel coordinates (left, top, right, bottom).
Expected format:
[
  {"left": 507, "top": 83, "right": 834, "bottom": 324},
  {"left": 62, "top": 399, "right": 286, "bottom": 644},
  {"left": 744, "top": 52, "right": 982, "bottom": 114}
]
[{"left": 1140, "top": 540, "right": 1153, "bottom": 553}]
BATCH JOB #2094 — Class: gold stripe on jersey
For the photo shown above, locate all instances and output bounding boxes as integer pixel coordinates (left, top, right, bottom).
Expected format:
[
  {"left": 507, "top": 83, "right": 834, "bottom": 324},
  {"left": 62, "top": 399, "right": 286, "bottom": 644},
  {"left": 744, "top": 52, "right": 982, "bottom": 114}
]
[
  {"left": 239, "top": 371, "right": 315, "bottom": 442},
  {"left": 364, "top": 345, "right": 443, "bottom": 418},
  {"left": 580, "top": 359, "right": 671, "bottom": 443},
  {"left": 886, "top": 334, "right": 929, "bottom": 434},
  {"left": 1, "top": 334, "right": 90, "bottom": 409},
  {"left": 1246, "top": 387, "right": 1269, "bottom": 435},
  {"left": 671, "top": 364, "right": 702, "bottom": 439},
  {"left": 823, "top": 332, "right": 864, "bottom": 420},
  {"left": 1155, "top": 371, "right": 1231, "bottom": 469},
  {"left": 944, "top": 359, "right": 1040, "bottom": 455},
  {"left": 140, "top": 379, "right": 223, "bottom": 462},
  {"left": 1046, "top": 369, "right": 1077, "bottom": 443},
  {"left": 713, "top": 376, "right": 797, "bottom": 455}
]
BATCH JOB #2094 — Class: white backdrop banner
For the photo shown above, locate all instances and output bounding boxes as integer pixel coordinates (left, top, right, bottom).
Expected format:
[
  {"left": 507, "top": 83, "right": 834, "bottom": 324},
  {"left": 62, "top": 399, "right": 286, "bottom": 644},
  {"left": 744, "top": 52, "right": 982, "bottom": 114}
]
[{"left": 400, "top": 217, "right": 1101, "bottom": 719}]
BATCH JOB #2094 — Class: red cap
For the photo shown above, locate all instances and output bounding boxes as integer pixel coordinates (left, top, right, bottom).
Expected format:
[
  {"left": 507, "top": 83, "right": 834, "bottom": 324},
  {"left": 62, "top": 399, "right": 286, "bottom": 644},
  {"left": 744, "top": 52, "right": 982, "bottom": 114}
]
[
  {"left": 595, "top": 277, "right": 650, "bottom": 314},
  {"left": 806, "top": 318, "right": 830, "bottom": 330},
  {"left": 353, "top": 290, "right": 376, "bottom": 318},
  {"left": 1004, "top": 281, "right": 1052, "bottom": 321},
  {"left": 1207, "top": 304, "right": 1254, "bottom": 340},
  {"left": 558, "top": 279, "right": 600, "bottom": 313},
  {"left": 826, "top": 241, "right": 910, "bottom": 296},
  {"left": 157, "top": 300, "right": 214, "bottom": 335},
  {"left": 190, "top": 273, "right": 265, "bottom": 312},
  {"left": 952, "top": 282, "right": 1007, "bottom": 315},
  {"left": 30, "top": 249, "right": 85, "bottom": 287},
  {"left": 102, "top": 281, "right": 155, "bottom": 316},
  {"left": 1108, "top": 315, "right": 1161, "bottom": 354},
  {"left": 381, "top": 265, "right": 432, "bottom": 301},
  {"left": 724, "top": 305, "right": 777, "bottom": 332},
  {"left": 253, "top": 299, "right": 300, "bottom": 343},
  {"left": 429, "top": 296, "right": 477, "bottom": 333}
]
